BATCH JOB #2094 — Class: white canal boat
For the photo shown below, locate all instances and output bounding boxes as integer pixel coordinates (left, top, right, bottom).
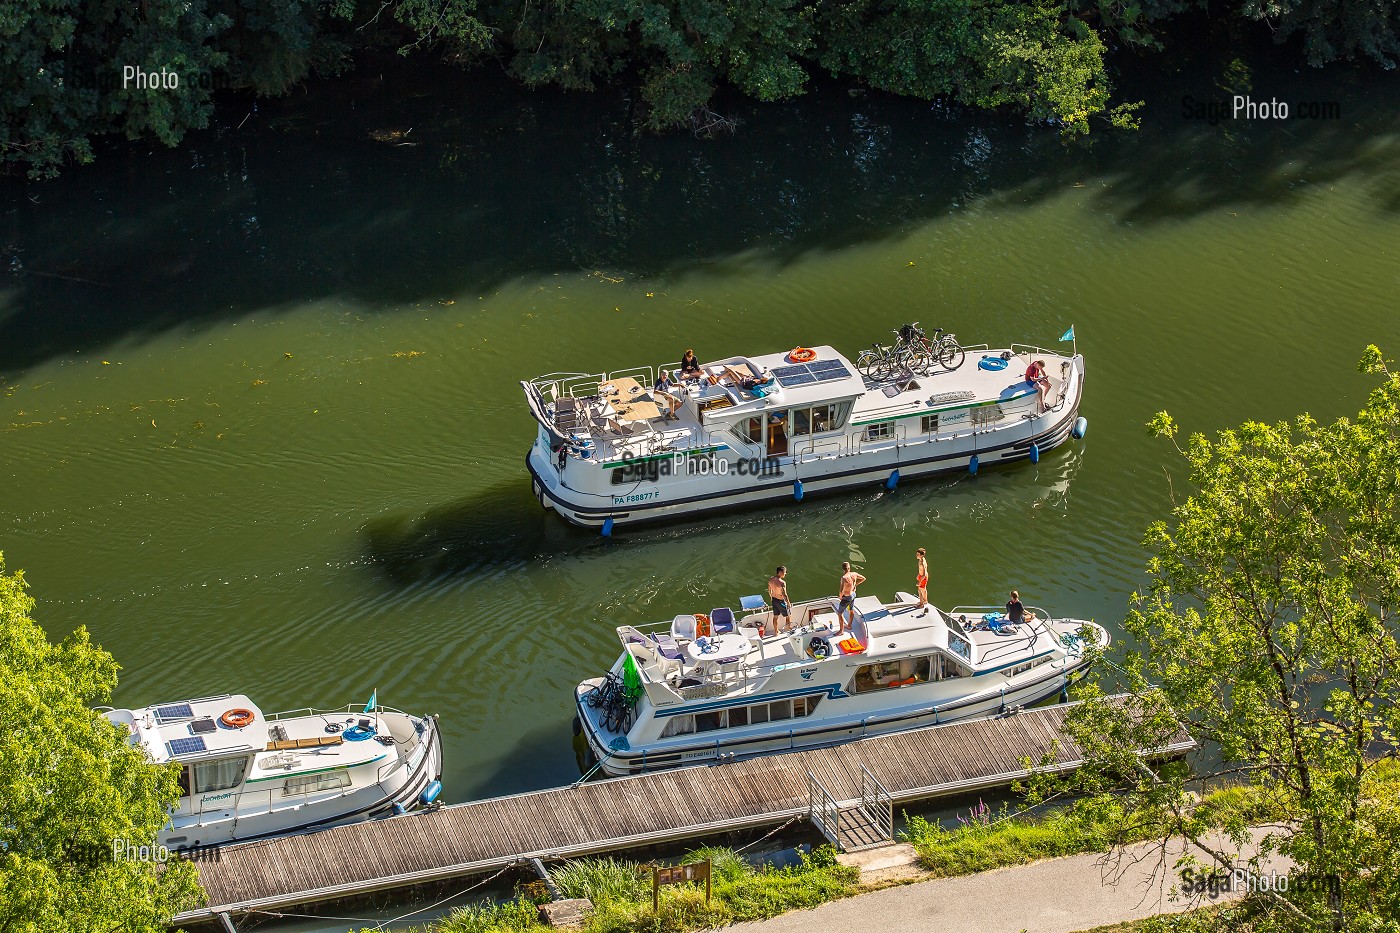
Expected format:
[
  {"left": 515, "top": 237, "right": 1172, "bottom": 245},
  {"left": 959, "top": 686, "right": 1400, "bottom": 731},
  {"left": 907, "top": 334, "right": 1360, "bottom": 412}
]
[
  {"left": 103, "top": 693, "right": 443, "bottom": 848},
  {"left": 575, "top": 592, "right": 1107, "bottom": 776},
  {"left": 523, "top": 337, "right": 1086, "bottom": 529}
]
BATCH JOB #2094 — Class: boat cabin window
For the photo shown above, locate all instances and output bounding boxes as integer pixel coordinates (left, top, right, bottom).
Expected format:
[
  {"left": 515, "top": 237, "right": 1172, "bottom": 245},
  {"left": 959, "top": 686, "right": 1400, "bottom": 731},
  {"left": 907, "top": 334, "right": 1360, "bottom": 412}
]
[
  {"left": 921, "top": 414, "right": 939, "bottom": 434},
  {"left": 939, "top": 655, "right": 970, "bottom": 679},
  {"left": 659, "top": 695, "right": 824, "bottom": 737},
  {"left": 791, "top": 404, "right": 841, "bottom": 437},
  {"left": 731, "top": 417, "right": 763, "bottom": 446},
  {"left": 850, "top": 657, "right": 931, "bottom": 694},
  {"left": 947, "top": 630, "right": 973, "bottom": 662},
  {"left": 187, "top": 756, "right": 250, "bottom": 795},
  {"left": 283, "top": 770, "right": 353, "bottom": 797},
  {"left": 971, "top": 405, "right": 1006, "bottom": 427},
  {"left": 862, "top": 422, "right": 895, "bottom": 442}
]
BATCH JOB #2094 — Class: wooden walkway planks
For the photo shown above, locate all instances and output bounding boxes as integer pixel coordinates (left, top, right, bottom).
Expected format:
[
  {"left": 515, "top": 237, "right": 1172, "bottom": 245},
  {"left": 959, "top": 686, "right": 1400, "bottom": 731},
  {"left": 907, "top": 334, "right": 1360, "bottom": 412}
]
[{"left": 175, "top": 699, "right": 1193, "bottom": 924}]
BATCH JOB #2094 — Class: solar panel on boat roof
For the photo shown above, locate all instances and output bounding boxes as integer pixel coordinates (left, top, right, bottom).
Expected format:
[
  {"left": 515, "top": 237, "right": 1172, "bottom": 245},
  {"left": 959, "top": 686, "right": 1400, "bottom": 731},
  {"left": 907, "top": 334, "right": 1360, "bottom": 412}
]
[
  {"left": 772, "top": 365, "right": 806, "bottom": 379},
  {"left": 813, "top": 364, "right": 851, "bottom": 382},
  {"left": 167, "top": 736, "right": 207, "bottom": 756},
  {"left": 774, "top": 360, "right": 851, "bottom": 387},
  {"left": 809, "top": 359, "right": 845, "bottom": 373},
  {"left": 780, "top": 371, "right": 818, "bottom": 386},
  {"left": 153, "top": 703, "right": 194, "bottom": 721}
]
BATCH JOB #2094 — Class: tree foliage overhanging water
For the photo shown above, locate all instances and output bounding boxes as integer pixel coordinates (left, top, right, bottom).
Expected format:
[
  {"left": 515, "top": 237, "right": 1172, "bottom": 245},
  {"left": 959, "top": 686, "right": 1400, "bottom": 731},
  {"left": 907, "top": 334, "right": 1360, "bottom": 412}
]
[{"left": 4, "top": 0, "right": 1399, "bottom": 178}]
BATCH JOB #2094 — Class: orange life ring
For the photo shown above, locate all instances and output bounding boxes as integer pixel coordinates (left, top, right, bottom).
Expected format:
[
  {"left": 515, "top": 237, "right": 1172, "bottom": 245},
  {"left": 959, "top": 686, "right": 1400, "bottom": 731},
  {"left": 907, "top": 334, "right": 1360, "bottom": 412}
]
[
  {"left": 220, "top": 708, "right": 255, "bottom": 729},
  {"left": 789, "top": 347, "right": 817, "bottom": 363},
  {"left": 694, "top": 613, "right": 711, "bottom": 638}
]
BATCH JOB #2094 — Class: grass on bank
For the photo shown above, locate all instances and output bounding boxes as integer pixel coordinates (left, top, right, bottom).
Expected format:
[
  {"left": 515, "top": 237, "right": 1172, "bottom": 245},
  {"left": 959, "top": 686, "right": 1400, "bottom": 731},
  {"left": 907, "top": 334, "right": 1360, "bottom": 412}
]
[
  {"left": 425, "top": 846, "right": 858, "bottom": 933},
  {"left": 903, "top": 783, "right": 1276, "bottom": 877}
]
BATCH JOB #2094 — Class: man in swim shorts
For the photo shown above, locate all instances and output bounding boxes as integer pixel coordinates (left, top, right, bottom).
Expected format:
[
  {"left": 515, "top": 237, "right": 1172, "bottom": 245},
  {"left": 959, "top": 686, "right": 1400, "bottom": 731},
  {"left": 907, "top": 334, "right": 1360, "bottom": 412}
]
[
  {"left": 837, "top": 561, "right": 866, "bottom": 634},
  {"left": 768, "top": 566, "right": 791, "bottom": 634}
]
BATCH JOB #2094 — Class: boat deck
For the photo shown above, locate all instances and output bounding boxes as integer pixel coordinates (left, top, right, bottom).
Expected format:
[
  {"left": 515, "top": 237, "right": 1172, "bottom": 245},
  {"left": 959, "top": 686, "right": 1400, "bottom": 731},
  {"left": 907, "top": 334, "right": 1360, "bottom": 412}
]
[{"left": 174, "top": 696, "right": 1191, "bottom": 924}]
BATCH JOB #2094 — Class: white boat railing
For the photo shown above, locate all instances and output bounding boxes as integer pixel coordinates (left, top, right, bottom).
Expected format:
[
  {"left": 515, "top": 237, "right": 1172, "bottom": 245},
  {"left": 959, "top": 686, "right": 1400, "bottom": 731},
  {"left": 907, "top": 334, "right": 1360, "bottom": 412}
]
[
  {"left": 529, "top": 364, "right": 671, "bottom": 402},
  {"left": 948, "top": 604, "right": 1072, "bottom": 657},
  {"left": 265, "top": 703, "right": 411, "bottom": 721},
  {"left": 1010, "top": 343, "right": 1075, "bottom": 360}
]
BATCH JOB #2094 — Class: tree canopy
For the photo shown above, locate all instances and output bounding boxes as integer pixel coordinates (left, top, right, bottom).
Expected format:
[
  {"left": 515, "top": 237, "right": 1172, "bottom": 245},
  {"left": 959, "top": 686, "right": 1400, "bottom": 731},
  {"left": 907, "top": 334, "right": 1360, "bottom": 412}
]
[
  {"left": 1056, "top": 346, "right": 1400, "bottom": 930},
  {"left": 3, "top": 0, "right": 1398, "bottom": 177},
  {"left": 0, "top": 553, "right": 201, "bottom": 931}
]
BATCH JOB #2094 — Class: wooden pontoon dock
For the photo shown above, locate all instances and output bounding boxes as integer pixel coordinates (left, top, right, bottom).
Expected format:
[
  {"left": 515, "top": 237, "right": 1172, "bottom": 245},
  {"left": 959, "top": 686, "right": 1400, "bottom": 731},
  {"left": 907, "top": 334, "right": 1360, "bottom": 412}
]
[{"left": 175, "top": 697, "right": 1192, "bottom": 926}]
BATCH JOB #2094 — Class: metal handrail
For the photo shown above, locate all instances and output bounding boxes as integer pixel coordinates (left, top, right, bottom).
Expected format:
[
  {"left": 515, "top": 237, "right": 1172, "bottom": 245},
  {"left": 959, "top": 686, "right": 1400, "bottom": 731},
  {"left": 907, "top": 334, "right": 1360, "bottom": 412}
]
[
  {"left": 807, "top": 771, "right": 842, "bottom": 848},
  {"left": 1010, "top": 343, "right": 1074, "bottom": 360},
  {"left": 265, "top": 703, "right": 410, "bottom": 721},
  {"left": 948, "top": 604, "right": 1073, "bottom": 655},
  {"left": 859, "top": 765, "right": 894, "bottom": 842}
]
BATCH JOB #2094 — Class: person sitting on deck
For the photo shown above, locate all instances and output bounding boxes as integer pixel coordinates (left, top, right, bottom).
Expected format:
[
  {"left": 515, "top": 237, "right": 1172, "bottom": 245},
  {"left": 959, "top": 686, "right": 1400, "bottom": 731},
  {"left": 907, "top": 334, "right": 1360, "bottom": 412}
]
[
  {"left": 678, "top": 348, "right": 704, "bottom": 381},
  {"left": 652, "top": 373, "right": 684, "bottom": 422},
  {"left": 1004, "top": 590, "right": 1037, "bottom": 626},
  {"left": 1025, "top": 360, "right": 1052, "bottom": 412}
]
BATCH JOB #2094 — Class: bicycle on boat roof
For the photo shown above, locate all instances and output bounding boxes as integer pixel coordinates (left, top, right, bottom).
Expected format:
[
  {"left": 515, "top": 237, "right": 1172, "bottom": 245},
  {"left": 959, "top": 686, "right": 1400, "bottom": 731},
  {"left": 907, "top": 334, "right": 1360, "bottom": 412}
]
[{"left": 855, "top": 322, "right": 966, "bottom": 380}]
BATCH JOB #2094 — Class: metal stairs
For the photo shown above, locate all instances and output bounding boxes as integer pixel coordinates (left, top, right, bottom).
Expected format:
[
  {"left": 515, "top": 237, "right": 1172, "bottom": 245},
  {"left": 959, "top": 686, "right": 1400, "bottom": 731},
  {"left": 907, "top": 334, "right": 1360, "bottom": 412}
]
[{"left": 806, "top": 761, "right": 894, "bottom": 852}]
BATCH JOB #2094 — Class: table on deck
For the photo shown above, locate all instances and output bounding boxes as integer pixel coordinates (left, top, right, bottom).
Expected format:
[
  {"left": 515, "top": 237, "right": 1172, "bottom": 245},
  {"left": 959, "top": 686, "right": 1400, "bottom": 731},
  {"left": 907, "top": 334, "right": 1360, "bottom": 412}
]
[
  {"left": 600, "top": 377, "right": 661, "bottom": 422},
  {"left": 686, "top": 633, "right": 751, "bottom": 672}
]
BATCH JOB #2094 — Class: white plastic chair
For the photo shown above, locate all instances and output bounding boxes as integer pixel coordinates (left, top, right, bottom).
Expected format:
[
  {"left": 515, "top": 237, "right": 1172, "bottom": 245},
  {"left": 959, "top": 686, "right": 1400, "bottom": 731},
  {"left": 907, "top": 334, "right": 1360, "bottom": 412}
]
[{"left": 670, "top": 614, "right": 697, "bottom": 642}]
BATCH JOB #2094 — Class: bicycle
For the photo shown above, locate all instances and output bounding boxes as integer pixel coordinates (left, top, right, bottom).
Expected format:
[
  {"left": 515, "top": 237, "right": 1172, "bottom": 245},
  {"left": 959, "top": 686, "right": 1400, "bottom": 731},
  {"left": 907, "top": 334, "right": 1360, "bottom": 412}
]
[
  {"left": 897, "top": 322, "right": 965, "bottom": 373},
  {"left": 856, "top": 323, "right": 965, "bottom": 380}
]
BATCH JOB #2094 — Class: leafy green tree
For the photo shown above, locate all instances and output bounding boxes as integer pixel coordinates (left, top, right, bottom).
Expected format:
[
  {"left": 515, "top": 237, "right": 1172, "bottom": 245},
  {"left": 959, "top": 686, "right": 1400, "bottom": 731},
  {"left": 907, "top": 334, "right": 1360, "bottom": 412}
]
[
  {"left": 0, "top": 553, "right": 202, "bottom": 931},
  {"left": 817, "top": 0, "right": 1135, "bottom": 136},
  {"left": 1056, "top": 347, "right": 1400, "bottom": 930}
]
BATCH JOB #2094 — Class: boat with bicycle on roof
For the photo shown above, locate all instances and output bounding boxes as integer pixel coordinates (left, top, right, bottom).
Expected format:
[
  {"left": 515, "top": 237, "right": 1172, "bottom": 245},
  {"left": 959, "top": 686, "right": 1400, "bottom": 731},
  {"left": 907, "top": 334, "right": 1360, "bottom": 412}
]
[
  {"left": 521, "top": 323, "right": 1087, "bottom": 530},
  {"left": 574, "top": 590, "right": 1107, "bottom": 776},
  {"left": 101, "top": 692, "right": 444, "bottom": 849}
]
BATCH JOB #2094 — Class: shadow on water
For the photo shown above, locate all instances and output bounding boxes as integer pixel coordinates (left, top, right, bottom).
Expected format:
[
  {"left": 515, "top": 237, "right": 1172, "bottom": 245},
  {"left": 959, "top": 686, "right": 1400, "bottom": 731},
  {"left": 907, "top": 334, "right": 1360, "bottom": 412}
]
[
  {"left": 462, "top": 720, "right": 584, "bottom": 800},
  {"left": 359, "top": 480, "right": 597, "bottom": 585},
  {"left": 5, "top": 21, "right": 1398, "bottom": 375}
]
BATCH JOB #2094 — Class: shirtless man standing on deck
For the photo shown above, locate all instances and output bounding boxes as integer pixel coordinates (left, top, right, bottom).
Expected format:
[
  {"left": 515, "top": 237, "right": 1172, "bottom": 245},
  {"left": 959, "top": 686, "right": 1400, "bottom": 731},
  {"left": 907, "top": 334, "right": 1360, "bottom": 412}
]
[
  {"left": 837, "top": 562, "right": 866, "bottom": 634},
  {"left": 768, "top": 566, "right": 791, "bottom": 634}
]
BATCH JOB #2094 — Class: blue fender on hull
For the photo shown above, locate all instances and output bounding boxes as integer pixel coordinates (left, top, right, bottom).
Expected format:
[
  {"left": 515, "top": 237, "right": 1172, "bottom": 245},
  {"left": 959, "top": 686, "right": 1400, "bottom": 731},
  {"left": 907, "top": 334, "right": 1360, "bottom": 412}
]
[
  {"left": 393, "top": 802, "right": 408, "bottom": 816},
  {"left": 1072, "top": 416, "right": 1088, "bottom": 439},
  {"left": 420, "top": 780, "right": 443, "bottom": 806},
  {"left": 793, "top": 479, "right": 804, "bottom": 501},
  {"left": 1029, "top": 443, "right": 1040, "bottom": 464},
  {"left": 885, "top": 469, "right": 899, "bottom": 490},
  {"left": 600, "top": 517, "right": 614, "bottom": 537},
  {"left": 968, "top": 454, "right": 979, "bottom": 475}
]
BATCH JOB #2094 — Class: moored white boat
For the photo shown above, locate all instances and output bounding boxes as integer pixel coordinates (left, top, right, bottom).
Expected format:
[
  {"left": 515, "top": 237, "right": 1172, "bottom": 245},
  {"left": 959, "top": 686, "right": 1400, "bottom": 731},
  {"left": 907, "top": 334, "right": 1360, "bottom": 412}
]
[
  {"left": 523, "top": 335, "right": 1086, "bottom": 529},
  {"left": 575, "top": 592, "right": 1107, "bottom": 776},
  {"left": 103, "top": 693, "right": 443, "bottom": 849}
]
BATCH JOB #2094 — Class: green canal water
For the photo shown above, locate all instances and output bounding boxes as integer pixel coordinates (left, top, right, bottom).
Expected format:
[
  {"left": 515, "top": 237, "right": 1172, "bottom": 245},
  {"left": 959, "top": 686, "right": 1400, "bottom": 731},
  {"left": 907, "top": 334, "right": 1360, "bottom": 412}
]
[{"left": 2, "top": 46, "right": 1399, "bottom": 815}]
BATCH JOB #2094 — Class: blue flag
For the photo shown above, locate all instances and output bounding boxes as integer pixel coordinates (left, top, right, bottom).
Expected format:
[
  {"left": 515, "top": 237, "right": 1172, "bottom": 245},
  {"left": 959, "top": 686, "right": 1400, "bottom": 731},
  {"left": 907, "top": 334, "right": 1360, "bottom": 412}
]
[
  {"left": 1059, "top": 326, "right": 1075, "bottom": 342},
  {"left": 363, "top": 690, "right": 377, "bottom": 713}
]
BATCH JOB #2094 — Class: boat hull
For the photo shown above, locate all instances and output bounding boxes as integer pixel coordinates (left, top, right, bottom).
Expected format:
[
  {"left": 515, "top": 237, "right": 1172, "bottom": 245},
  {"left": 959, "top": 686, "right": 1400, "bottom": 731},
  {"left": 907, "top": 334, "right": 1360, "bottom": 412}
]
[
  {"left": 576, "top": 658, "right": 1087, "bottom": 778},
  {"left": 530, "top": 396, "right": 1082, "bottom": 530}
]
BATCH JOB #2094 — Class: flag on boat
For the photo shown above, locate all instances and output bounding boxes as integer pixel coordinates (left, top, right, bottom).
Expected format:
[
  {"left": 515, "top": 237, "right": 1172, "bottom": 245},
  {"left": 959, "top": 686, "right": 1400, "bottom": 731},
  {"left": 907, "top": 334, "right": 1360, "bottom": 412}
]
[
  {"left": 1059, "top": 326, "right": 1075, "bottom": 342},
  {"left": 363, "top": 690, "right": 377, "bottom": 713}
]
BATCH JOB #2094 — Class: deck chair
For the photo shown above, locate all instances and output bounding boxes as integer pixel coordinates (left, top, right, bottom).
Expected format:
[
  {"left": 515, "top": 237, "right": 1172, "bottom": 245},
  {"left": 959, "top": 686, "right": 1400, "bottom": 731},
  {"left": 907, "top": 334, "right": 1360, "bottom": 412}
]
[
  {"left": 651, "top": 633, "right": 684, "bottom": 662},
  {"left": 709, "top": 607, "right": 735, "bottom": 634},
  {"left": 670, "top": 613, "right": 697, "bottom": 642}
]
